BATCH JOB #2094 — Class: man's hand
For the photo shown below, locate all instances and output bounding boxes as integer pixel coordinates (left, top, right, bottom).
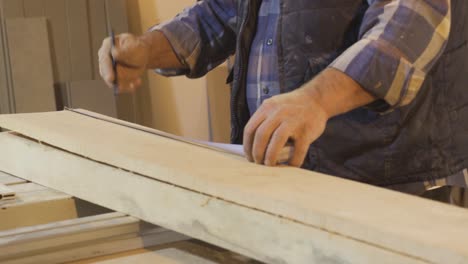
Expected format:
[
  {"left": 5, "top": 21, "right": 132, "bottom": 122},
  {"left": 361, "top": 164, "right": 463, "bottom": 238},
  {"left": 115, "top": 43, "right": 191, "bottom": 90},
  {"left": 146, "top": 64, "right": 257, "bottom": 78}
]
[
  {"left": 243, "top": 68, "right": 376, "bottom": 167},
  {"left": 99, "top": 33, "right": 150, "bottom": 93},
  {"left": 98, "top": 31, "right": 183, "bottom": 93},
  {"left": 243, "top": 90, "right": 328, "bottom": 167}
]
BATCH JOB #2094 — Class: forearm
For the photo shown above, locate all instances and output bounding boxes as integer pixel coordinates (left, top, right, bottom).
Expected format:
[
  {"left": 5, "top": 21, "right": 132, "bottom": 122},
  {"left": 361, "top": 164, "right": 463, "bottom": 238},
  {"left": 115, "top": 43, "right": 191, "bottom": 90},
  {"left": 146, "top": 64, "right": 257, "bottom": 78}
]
[
  {"left": 296, "top": 68, "right": 375, "bottom": 120},
  {"left": 139, "top": 30, "right": 184, "bottom": 70},
  {"left": 331, "top": 0, "right": 451, "bottom": 109}
]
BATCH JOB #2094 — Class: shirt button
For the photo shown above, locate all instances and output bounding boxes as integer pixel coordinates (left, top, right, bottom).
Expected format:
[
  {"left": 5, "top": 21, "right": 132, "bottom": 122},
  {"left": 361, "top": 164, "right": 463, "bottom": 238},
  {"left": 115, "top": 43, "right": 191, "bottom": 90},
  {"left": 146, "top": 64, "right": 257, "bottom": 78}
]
[
  {"left": 262, "top": 86, "right": 270, "bottom": 95},
  {"left": 266, "top": 38, "right": 273, "bottom": 46}
]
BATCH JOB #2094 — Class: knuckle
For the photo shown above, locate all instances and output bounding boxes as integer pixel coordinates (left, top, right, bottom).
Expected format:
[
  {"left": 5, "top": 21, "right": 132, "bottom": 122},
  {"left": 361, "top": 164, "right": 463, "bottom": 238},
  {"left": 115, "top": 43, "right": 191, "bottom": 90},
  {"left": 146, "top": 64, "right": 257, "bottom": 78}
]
[
  {"left": 243, "top": 125, "right": 255, "bottom": 138},
  {"left": 255, "top": 127, "right": 267, "bottom": 141}
]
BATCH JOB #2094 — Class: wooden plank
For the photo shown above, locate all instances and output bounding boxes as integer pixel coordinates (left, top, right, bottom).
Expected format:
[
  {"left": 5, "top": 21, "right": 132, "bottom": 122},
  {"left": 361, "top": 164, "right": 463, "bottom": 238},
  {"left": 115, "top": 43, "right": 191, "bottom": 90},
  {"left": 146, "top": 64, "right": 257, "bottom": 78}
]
[
  {"left": 0, "top": 212, "right": 126, "bottom": 238},
  {"left": 44, "top": 0, "right": 70, "bottom": 83},
  {"left": 0, "top": 182, "right": 78, "bottom": 231},
  {"left": 66, "top": 0, "right": 92, "bottom": 81},
  {"left": 5, "top": 17, "right": 56, "bottom": 113},
  {"left": 6, "top": 228, "right": 188, "bottom": 264},
  {"left": 0, "top": 215, "right": 140, "bottom": 259},
  {"left": 0, "top": 183, "right": 14, "bottom": 200},
  {"left": 2, "top": 110, "right": 468, "bottom": 261},
  {"left": 23, "top": 0, "right": 44, "bottom": 17},
  {"left": 67, "top": 80, "right": 117, "bottom": 118},
  {"left": 0, "top": 132, "right": 435, "bottom": 264},
  {"left": 93, "top": 248, "right": 217, "bottom": 264},
  {"left": 0, "top": 171, "right": 25, "bottom": 185},
  {"left": 88, "top": 0, "right": 107, "bottom": 80}
]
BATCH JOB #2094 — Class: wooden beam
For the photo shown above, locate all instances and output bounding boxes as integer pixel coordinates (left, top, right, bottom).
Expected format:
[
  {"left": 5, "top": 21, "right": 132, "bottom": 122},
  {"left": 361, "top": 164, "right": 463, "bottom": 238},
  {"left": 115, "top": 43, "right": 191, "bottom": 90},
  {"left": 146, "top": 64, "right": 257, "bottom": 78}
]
[{"left": 0, "top": 130, "right": 459, "bottom": 264}]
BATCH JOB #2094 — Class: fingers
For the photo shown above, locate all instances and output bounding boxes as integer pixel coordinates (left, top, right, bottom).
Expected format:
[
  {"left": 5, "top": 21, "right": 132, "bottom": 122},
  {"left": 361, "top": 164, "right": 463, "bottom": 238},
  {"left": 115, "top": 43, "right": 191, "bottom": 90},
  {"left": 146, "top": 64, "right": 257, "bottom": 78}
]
[
  {"left": 288, "top": 138, "right": 309, "bottom": 167},
  {"left": 98, "top": 34, "right": 146, "bottom": 92},
  {"left": 115, "top": 65, "right": 143, "bottom": 93},
  {"left": 264, "top": 124, "right": 291, "bottom": 166},
  {"left": 252, "top": 117, "right": 282, "bottom": 164},
  {"left": 243, "top": 111, "right": 267, "bottom": 162},
  {"left": 98, "top": 38, "right": 115, "bottom": 88}
]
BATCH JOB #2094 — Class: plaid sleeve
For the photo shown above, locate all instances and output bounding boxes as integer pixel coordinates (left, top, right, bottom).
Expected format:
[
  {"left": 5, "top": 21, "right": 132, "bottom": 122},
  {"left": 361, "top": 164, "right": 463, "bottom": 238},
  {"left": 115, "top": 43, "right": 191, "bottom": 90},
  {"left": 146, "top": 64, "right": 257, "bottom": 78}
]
[
  {"left": 150, "top": 0, "right": 238, "bottom": 78},
  {"left": 330, "top": 0, "right": 451, "bottom": 110}
]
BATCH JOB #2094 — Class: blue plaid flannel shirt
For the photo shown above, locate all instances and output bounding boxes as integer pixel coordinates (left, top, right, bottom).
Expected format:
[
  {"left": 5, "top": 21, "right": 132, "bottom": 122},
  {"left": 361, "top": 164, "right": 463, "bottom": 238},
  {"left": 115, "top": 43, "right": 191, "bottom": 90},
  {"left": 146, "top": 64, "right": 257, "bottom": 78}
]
[{"left": 152, "top": 0, "right": 465, "bottom": 195}]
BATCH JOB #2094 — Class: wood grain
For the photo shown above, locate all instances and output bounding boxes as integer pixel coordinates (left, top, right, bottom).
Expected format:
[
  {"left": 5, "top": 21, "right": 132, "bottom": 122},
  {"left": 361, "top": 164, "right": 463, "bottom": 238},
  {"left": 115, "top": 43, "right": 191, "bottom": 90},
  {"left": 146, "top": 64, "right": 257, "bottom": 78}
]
[{"left": 0, "top": 130, "right": 457, "bottom": 263}]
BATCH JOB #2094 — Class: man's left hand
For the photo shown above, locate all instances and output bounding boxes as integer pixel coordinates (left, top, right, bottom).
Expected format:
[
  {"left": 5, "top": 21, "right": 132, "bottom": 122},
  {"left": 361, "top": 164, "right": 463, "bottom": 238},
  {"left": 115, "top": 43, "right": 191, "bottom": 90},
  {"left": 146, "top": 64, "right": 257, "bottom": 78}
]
[{"left": 243, "top": 89, "right": 329, "bottom": 167}]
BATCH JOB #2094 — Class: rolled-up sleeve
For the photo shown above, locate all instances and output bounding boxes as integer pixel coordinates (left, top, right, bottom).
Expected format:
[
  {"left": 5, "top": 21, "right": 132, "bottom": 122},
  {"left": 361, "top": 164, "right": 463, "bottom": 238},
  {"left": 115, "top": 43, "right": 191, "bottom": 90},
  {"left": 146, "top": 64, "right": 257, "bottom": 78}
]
[
  {"left": 150, "top": 0, "right": 238, "bottom": 78},
  {"left": 330, "top": 0, "right": 451, "bottom": 110}
]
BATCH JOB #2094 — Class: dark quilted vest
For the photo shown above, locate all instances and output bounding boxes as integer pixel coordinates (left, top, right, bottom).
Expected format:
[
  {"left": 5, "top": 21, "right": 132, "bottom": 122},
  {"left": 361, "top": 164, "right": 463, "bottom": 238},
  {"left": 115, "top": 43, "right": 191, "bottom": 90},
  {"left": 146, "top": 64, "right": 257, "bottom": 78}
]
[{"left": 230, "top": 0, "right": 468, "bottom": 186}]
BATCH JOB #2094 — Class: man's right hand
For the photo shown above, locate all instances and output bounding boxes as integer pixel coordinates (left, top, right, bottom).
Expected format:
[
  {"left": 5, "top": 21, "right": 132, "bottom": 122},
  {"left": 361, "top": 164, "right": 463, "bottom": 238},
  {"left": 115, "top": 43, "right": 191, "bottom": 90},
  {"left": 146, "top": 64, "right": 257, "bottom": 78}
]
[
  {"left": 98, "top": 33, "right": 151, "bottom": 93},
  {"left": 98, "top": 31, "right": 183, "bottom": 93}
]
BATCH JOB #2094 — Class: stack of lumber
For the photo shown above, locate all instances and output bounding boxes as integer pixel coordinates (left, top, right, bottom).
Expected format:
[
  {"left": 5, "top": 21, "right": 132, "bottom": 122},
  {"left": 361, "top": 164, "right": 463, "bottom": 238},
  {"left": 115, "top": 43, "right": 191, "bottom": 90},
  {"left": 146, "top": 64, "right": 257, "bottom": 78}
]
[
  {"left": 1, "top": 109, "right": 468, "bottom": 264},
  {"left": 0, "top": 0, "right": 135, "bottom": 121}
]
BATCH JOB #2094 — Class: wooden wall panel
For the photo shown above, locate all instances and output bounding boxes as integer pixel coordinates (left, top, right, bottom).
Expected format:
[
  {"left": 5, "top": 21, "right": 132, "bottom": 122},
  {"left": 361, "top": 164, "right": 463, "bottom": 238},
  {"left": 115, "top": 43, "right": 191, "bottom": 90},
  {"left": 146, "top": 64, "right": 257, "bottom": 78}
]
[
  {"left": 89, "top": 0, "right": 107, "bottom": 80},
  {"left": 0, "top": 0, "right": 25, "bottom": 114},
  {"left": 44, "top": 0, "right": 70, "bottom": 83},
  {"left": 68, "top": 80, "right": 117, "bottom": 118},
  {"left": 0, "top": 12, "right": 9, "bottom": 114},
  {"left": 66, "top": 0, "right": 92, "bottom": 81},
  {"left": 5, "top": 17, "right": 56, "bottom": 113},
  {"left": 23, "top": 0, "right": 45, "bottom": 17},
  {"left": 0, "top": 0, "right": 24, "bottom": 19}
]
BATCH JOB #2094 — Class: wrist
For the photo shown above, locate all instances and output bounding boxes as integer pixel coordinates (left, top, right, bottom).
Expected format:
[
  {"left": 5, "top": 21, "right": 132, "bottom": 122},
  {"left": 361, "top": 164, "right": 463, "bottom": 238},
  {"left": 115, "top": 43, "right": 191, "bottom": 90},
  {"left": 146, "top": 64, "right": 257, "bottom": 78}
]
[
  {"left": 139, "top": 30, "right": 184, "bottom": 70},
  {"left": 299, "top": 68, "right": 375, "bottom": 119}
]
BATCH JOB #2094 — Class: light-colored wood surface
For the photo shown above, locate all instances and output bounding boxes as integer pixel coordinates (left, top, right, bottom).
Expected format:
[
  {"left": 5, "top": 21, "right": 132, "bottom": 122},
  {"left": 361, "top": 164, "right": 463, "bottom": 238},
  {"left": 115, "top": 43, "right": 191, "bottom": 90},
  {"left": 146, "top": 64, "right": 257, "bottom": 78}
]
[
  {"left": 74, "top": 240, "right": 257, "bottom": 264},
  {"left": 0, "top": 131, "right": 448, "bottom": 264},
  {"left": 0, "top": 213, "right": 140, "bottom": 259},
  {"left": 93, "top": 248, "right": 217, "bottom": 264},
  {"left": 0, "top": 171, "right": 25, "bottom": 185},
  {"left": 0, "top": 211, "right": 189, "bottom": 264},
  {"left": 5, "top": 17, "right": 56, "bottom": 113},
  {"left": 0, "top": 183, "right": 14, "bottom": 200},
  {"left": 0, "top": 182, "right": 78, "bottom": 231},
  {"left": 1, "top": 110, "right": 468, "bottom": 263}
]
